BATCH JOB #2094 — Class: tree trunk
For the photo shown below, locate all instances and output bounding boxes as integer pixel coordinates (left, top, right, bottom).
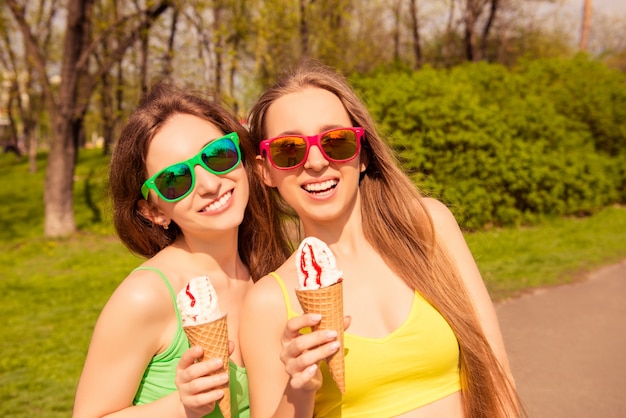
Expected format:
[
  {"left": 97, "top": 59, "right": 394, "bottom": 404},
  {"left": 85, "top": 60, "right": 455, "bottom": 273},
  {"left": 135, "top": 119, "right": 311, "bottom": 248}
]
[
  {"left": 162, "top": 7, "right": 179, "bottom": 80},
  {"left": 479, "top": 0, "right": 498, "bottom": 61},
  {"left": 464, "top": 0, "right": 477, "bottom": 61},
  {"left": 579, "top": 0, "right": 592, "bottom": 51},
  {"left": 409, "top": 0, "right": 422, "bottom": 69},
  {"left": 214, "top": 5, "right": 224, "bottom": 101},
  {"left": 444, "top": 0, "right": 456, "bottom": 67},
  {"left": 44, "top": 0, "right": 94, "bottom": 236},
  {"left": 299, "top": 0, "right": 310, "bottom": 57}
]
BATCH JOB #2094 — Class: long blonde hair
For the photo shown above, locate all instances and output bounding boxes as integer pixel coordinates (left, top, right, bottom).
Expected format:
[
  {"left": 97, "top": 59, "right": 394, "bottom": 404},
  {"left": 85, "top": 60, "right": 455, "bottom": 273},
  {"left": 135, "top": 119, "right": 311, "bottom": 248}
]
[{"left": 248, "top": 60, "right": 522, "bottom": 417}]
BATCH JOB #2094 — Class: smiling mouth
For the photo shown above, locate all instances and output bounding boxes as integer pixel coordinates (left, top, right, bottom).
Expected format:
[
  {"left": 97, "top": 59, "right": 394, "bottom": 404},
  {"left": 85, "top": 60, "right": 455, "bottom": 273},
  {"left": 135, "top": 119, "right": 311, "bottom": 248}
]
[
  {"left": 200, "top": 190, "right": 232, "bottom": 212},
  {"left": 302, "top": 179, "right": 338, "bottom": 194}
]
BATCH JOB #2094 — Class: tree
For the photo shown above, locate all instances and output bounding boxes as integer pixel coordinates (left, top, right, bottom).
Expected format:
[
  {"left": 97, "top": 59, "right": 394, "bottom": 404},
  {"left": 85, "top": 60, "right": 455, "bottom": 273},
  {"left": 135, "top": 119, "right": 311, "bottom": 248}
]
[
  {"left": 462, "top": 0, "right": 500, "bottom": 61},
  {"left": 409, "top": 0, "right": 422, "bottom": 69},
  {"left": 579, "top": 0, "right": 592, "bottom": 51},
  {"left": 6, "top": 0, "right": 172, "bottom": 237},
  {"left": 0, "top": 1, "right": 59, "bottom": 172}
]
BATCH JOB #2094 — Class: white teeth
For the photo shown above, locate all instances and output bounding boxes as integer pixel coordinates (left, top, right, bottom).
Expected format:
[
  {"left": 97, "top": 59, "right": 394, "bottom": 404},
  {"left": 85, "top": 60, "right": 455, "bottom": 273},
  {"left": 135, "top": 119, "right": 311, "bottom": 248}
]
[
  {"left": 304, "top": 179, "right": 337, "bottom": 192},
  {"left": 203, "top": 191, "right": 232, "bottom": 212}
]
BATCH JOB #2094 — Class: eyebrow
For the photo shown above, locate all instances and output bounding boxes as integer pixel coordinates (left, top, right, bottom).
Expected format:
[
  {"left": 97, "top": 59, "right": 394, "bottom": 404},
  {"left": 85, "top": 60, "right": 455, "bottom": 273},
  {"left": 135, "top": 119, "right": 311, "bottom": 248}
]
[{"left": 275, "top": 124, "right": 346, "bottom": 137}]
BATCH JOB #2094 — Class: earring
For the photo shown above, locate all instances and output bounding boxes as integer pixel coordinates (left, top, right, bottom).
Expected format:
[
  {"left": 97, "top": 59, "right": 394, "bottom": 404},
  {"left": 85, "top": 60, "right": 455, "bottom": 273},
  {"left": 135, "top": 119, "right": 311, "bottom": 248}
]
[{"left": 162, "top": 220, "right": 170, "bottom": 230}]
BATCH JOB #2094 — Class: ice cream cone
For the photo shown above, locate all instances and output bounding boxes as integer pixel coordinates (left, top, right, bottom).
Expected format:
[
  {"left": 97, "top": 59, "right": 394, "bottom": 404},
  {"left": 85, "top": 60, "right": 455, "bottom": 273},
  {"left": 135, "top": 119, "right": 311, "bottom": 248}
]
[
  {"left": 183, "top": 314, "right": 231, "bottom": 418},
  {"left": 296, "top": 281, "right": 345, "bottom": 394}
]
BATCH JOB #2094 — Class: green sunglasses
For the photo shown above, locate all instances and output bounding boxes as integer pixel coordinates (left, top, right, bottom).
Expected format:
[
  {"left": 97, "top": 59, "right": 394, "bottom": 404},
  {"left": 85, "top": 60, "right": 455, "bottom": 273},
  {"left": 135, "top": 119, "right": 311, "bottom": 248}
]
[{"left": 141, "top": 132, "right": 241, "bottom": 202}]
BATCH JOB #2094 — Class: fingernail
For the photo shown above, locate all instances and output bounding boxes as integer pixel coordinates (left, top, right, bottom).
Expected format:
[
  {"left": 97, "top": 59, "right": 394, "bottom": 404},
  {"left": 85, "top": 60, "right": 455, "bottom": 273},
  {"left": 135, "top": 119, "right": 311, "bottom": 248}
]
[
  {"left": 329, "top": 341, "right": 340, "bottom": 351},
  {"left": 326, "top": 330, "right": 337, "bottom": 339},
  {"left": 310, "top": 314, "right": 322, "bottom": 321}
]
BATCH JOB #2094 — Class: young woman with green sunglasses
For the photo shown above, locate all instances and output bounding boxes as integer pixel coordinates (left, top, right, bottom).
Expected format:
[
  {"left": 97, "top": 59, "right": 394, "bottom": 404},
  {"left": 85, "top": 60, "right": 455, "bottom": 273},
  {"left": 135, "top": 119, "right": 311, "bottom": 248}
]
[{"left": 73, "top": 83, "right": 290, "bottom": 418}]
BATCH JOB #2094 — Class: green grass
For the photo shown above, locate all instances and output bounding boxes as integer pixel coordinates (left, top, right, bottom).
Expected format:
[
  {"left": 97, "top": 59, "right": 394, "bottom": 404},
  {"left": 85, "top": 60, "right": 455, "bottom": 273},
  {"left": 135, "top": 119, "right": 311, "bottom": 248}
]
[
  {"left": 466, "top": 206, "right": 626, "bottom": 300},
  {"left": 0, "top": 149, "right": 625, "bottom": 416}
]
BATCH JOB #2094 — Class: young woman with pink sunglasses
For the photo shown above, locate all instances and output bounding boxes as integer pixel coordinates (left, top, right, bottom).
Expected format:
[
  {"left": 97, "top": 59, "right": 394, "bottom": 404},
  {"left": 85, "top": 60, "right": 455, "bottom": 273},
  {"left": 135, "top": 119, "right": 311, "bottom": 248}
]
[{"left": 240, "top": 61, "right": 523, "bottom": 417}]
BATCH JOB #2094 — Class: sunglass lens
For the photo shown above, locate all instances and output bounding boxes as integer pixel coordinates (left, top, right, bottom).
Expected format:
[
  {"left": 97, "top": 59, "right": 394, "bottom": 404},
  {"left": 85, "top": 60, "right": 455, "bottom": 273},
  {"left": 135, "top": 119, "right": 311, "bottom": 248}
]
[
  {"left": 321, "top": 129, "right": 358, "bottom": 161},
  {"left": 269, "top": 137, "right": 307, "bottom": 168},
  {"left": 154, "top": 164, "right": 192, "bottom": 201},
  {"left": 202, "top": 138, "right": 239, "bottom": 172}
]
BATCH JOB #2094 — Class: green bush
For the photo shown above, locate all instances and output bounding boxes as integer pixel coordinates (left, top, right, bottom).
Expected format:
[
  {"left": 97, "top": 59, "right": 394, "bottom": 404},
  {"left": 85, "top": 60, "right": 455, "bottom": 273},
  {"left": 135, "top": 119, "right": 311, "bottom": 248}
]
[{"left": 352, "top": 57, "right": 624, "bottom": 229}]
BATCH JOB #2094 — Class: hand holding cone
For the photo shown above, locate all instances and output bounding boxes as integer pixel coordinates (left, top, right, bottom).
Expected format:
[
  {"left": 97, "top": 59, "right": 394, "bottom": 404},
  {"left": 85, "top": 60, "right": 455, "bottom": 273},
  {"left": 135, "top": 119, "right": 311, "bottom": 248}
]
[
  {"left": 177, "top": 276, "right": 231, "bottom": 418},
  {"left": 295, "top": 237, "right": 345, "bottom": 394},
  {"left": 183, "top": 315, "right": 231, "bottom": 418}
]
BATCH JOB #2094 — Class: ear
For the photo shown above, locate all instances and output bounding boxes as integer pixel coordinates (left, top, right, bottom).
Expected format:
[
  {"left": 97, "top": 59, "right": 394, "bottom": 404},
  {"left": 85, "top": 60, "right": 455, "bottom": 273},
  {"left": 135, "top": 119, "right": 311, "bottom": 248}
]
[
  {"left": 137, "top": 199, "right": 168, "bottom": 226},
  {"left": 359, "top": 149, "right": 368, "bottom": 173},
  {"left": 256, "top": 155, "right": 276, "bottom": 187}
]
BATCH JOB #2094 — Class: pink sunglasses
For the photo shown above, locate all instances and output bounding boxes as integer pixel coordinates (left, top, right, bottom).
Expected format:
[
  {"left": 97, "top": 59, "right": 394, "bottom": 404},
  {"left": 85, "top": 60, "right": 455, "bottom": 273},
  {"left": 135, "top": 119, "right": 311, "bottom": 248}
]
[{"left": 259, "top": 127, "right": 364, "bottom": 170}]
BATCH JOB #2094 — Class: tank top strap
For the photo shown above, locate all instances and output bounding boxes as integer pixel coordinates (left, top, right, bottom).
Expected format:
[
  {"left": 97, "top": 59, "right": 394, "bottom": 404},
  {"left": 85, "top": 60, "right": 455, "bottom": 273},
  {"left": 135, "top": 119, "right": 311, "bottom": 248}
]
[
  {"left": 132, "top": 266, "right": 183, "bottom": 327},
  {"left": 269, "top": 272, "right": 297, "bottom": 319}
]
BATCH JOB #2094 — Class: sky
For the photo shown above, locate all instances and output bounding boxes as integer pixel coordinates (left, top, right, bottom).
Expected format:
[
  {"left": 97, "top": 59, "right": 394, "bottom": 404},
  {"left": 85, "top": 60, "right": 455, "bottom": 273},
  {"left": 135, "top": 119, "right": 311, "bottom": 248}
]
[
  {"left": 557, "top": 0, "right": 626, "bottom": 20},
  {"left": 592, "top": 0, "right": 626, "bottom": 15},
  {"left": 536, "top": 0, "right": 626, "bottom": 49}
]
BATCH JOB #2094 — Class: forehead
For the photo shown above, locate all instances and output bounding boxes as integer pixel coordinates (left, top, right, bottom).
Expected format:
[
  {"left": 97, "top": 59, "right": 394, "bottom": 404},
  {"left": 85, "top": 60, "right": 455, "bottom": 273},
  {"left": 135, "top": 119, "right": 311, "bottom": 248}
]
[
  {"left": 146, "top": 113, "right": 224, "bottom": 169},
  {"left": 264, "top": 88, "right": 351, "bottom": 137}
]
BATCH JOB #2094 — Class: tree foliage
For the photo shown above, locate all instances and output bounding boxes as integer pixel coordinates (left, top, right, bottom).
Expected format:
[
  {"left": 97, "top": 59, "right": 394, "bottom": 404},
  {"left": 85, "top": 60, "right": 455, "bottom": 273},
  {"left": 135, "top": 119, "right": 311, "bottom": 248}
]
[
  {"left": 352, "top": 56, "right": 625, "bottom": 229},
  {"left": 0, "top": 0, "right": 625, "bottom": 236}
]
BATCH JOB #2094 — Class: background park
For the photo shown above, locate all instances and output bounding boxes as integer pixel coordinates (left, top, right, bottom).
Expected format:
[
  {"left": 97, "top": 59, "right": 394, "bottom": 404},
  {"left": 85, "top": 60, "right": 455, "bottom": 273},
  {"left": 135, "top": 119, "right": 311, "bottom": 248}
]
[{"left": 1, "top": 0, "right": 625, "bottom": 416}]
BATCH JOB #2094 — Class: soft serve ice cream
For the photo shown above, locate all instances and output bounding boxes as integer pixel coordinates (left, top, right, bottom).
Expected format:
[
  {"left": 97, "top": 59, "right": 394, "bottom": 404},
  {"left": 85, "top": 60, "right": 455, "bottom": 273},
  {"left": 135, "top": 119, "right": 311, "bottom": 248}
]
[
  {"left": 297, "top": 237, "right": 343, "bottom": 290},
  {"left": 177, "top": 275, "right": 225, "bottom": 326}
]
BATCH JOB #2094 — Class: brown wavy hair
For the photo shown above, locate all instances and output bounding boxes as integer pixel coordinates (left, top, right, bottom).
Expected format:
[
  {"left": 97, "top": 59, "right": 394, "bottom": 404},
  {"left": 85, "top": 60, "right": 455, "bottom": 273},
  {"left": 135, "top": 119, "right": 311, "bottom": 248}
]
[
  {"left": 248, "top": 60, "right": 523, "bottom": 417},
  {"left": 109, "top": 82, "right": 291, "bottom": 280}
]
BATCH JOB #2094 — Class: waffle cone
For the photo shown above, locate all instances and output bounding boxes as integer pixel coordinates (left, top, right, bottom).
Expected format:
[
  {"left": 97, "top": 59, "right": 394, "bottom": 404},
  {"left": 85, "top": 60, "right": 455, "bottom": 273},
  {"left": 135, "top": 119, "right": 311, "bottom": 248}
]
[
  {"left": 183, "top": 315, "right": 231, "bottom": 418},
  {"left": 295, "top": 282, "right": 345, "bottom": 394}
]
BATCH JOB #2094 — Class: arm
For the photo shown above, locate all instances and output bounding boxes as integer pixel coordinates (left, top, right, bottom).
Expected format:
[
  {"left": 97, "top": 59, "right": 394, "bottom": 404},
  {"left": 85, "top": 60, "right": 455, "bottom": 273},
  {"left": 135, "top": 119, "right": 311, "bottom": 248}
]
[
  {"left": 239, "top": 275, "right": 339, "bottom": 418},
  {"left": 423, "top": 198, "right": 515, "bottom": 384},
  {"left": 73, "top": 271, "right": 227, "bottom": 418}
]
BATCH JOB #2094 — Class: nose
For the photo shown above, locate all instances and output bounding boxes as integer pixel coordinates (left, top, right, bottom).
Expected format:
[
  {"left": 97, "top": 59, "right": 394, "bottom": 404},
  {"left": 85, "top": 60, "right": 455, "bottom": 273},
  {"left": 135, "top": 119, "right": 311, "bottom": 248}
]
[
  {"left": 303, "top": 145, "right": 329, "bottom": 171},
  {"left": 193, "top": 164, "right": 221, "bottom": 196}
]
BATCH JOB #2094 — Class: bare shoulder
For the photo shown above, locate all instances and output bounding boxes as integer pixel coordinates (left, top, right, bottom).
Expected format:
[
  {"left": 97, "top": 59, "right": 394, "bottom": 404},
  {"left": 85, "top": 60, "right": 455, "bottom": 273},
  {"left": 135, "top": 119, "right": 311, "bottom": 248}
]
[
  {"left": 243, "top": 272, "right": 285, "bottom": 313},
  {"left": 421, "top": 197, "right": 462, "bottom": 235},
  {"left": 104, "top": 266, "right": 173, "bottom": 323}
]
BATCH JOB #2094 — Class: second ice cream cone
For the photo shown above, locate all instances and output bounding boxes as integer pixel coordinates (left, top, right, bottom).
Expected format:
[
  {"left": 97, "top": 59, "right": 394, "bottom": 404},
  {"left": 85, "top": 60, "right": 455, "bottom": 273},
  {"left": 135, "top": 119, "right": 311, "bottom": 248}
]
[
  {"left": 296, "top": 282, "right": 345, "bottom": 394},
  {"left": 184, "top": 315, "right": 231, "bottom": 418}
]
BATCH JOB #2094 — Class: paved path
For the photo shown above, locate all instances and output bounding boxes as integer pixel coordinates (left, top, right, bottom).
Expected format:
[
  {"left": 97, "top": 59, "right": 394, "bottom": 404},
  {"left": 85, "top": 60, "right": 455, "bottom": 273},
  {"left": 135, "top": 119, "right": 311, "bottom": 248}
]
[{"left": 496, "top": 260, "right": 626, "bottom": 418}]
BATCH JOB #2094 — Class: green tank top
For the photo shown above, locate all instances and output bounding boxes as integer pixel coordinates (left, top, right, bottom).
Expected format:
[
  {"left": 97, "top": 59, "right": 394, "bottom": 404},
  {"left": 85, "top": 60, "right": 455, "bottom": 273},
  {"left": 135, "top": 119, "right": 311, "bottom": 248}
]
[
  {"left": 270, "top": 272, "right": 461, "bottom": 418},
  {"left": 132, "top": 266, "right": 250, "bottom": 418}
]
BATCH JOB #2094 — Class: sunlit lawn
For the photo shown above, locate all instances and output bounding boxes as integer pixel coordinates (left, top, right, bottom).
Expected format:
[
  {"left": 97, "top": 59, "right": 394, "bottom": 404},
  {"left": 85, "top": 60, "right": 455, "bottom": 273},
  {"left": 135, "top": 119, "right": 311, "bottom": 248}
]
[{"left": 0, "top": 149, "right": 624, "bottom": 416}]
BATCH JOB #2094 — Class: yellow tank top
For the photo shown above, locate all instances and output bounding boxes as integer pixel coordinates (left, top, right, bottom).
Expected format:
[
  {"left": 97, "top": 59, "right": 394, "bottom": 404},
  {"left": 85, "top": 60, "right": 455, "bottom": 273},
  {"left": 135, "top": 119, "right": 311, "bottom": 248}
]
[{"left": 270, "top": 272, "right": 461, "bottom": 418}]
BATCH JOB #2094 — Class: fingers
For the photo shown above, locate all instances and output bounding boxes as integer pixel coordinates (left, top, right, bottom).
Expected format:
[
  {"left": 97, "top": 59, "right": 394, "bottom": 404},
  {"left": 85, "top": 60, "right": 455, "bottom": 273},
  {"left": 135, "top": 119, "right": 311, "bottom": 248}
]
[
  {"left": 343, "top": 315, "right": 352, "bottom": 331},
  {"left": 283, "top": 313, "right": 322, "bottom": 338},
  {"left": 280, "top": 313, "right": 342, "bottom": 392},
  {"left": 176, "top": 347, "right": 230, "bottom": 417},
  {"left": 289, "top": 363, "right": 321, "bottom": 390},
  {"left": 281, "top": 329, "right": 339, "bottom": 362},
  {"left": 283, "top": 334, "right": 340, "bottom": 373},
  {"left": 178, "top": 345, "right": 203, "bottom": 370},
  {"left": 282, "top": 332, "right": 340, "bottom": 391},
  {"left": 177, "top": 346, "right": 229, "bottom": 387},
  {"left": 182, "top": 368, "right": 229, "bottom": 396},
  {"left": 178, "top": 371, "right": 227, "bottom": 418}
]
